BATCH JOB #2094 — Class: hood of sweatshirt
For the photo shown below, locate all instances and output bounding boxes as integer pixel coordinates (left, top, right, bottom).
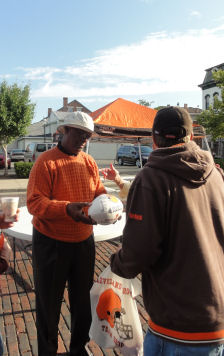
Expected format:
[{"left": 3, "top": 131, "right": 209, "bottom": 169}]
[{"left": 145, "top": 141, "right": 214, "bottom": 185}]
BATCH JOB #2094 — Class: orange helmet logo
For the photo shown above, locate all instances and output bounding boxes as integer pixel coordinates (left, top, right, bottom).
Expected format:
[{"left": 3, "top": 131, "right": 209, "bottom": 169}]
[
  {"left": 96, "top": 288, "right": 133, "bottom": 340},
  {"left": 96, "top": 288, "right": 122, "bottom": 328}
]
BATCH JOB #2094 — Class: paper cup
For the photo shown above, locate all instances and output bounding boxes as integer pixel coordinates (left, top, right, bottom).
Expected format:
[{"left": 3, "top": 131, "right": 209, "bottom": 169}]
[{"left": 1, "top": 197, "right": 19, "bottom": 222}]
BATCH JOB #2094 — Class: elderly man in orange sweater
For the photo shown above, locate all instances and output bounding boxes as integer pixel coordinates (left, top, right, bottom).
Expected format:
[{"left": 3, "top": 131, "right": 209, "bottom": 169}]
[{"left": 27, "top": 112, "right": 106, "bottom": 356}]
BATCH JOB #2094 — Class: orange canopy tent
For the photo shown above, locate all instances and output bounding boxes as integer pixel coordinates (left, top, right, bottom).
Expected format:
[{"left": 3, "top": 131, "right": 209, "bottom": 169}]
[
  {"left": 87, "top": 98, "right": 208, "bottom": 166},
  {"left": 90, "top": 98, "right": 157, "bottom": 140},
  {"left": 90, "top": 98, "right": 205, "bottom": 143}
]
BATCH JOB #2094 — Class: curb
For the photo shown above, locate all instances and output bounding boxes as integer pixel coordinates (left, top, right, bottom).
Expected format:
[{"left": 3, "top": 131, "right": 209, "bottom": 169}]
[{"left": 0, "top": 189, "right": 27, "bottom": 194}]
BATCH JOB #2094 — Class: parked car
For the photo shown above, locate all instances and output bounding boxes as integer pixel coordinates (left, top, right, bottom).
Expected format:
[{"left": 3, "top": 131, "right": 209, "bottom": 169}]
[
  {"left": 0, "top": 154, "right": 11, "bottom": 169},
  {"left": 10, "top": 149, "right": 25, "bottom": 162},
  {"left": 116, "top": 145, "right": 153, "bottom": 168},
  {"left": 24, "top": 142, "right": 57, "bottom": 162}
]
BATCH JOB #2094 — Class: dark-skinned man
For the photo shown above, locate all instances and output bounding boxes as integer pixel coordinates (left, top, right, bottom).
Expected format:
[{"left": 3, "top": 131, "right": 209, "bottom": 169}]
[{"left": 27, "top": 112, "right": 106, "bottom": 356}]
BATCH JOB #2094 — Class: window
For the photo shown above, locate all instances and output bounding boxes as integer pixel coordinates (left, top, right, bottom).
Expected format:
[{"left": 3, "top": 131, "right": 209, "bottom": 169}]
[
  {"left": 12, "top": 149, "right": 23, "bottom": 153},
  {"left": 140, "top": 146, "right": 153, "bottom": 154},
  {"left": 124, "top": 147, "right": 130, "bottom": 153},
  {"left": 26, "top": 143, "right": 34, "bottom": 152},
  {"left": 36, "top": 144, "right": 46, "bottom": 153},
  {"left": 205, "top": 95, "right": 210, "bottom": 110}
]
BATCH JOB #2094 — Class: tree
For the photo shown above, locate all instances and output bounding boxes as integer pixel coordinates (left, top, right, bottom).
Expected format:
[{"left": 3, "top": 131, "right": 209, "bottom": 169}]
[
  {"left": 138, "top": 99, "right": 154, "bottom": 107},
  {"left": 154, "top": 106, "right": 164, "bottom": 111},
  {"left": 198, "top": 70, "right": 224, "bottom": 140},
  {"left": 0, "top": 81, "right": 35, "bottom": 175}
]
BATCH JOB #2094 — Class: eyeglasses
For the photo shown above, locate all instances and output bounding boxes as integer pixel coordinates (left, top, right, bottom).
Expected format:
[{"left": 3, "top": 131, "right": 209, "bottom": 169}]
[
  {"left": 78, "top": 131, "right": 92, "bottom": 140},
  {"left": 69, "top": 127, "right": 92, "bottom": 140}
]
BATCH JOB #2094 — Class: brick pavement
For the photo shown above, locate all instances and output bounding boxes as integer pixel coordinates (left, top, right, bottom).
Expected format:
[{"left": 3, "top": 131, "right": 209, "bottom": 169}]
[{"left": 0, "top": 236, "right": 149, "bottom": 356}]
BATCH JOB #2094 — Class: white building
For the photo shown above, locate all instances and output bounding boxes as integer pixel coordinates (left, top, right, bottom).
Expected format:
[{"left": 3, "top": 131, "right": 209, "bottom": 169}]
[
  {"left": 198, "top": 63, "right": 224, "bottom": 158},
  {"left": 8, "top": 98, "right": 91, "bottom": 151},
  {"left": 7, "top": 119, "right": 52, "bottom": 152},
  {"left": 198, "top": 63, "right": 223, "bottom": 110},
  {"left": 9, "top": 97, "right": 119, "bottom": 160}
]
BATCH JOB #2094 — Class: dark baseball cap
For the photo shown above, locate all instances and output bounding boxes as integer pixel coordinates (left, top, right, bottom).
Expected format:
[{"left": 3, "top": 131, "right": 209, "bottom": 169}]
[{"left": 152, "top": 106, "right": 193, "bottom": 139}]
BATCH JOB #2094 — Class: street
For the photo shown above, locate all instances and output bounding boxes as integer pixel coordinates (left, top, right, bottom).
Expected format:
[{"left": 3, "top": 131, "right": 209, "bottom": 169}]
[{"left": 0, "top": 160, "right": 141, "bottom": 207}]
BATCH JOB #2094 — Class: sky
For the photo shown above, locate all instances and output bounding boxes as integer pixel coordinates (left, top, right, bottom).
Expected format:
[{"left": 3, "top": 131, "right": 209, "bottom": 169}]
[{"left": 0, "top": 0, "right": 224, "bottom": 123}]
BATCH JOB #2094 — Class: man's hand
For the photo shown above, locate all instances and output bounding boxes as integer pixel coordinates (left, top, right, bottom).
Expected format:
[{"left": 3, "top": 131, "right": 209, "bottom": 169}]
[
  {"left": 0, "top": 237, "right": 12, "bottom": 262},
  {"left": 0, "top": 208, "right": 20, "bottom": 229},
  {"left": 66, "top": 202, "right": 97, "bottom": 225},
  {"left": 215, "top": 163, "right": 224, "bottom": 181},
  {"left": 100, "top": 164, "right": 125, "bottom": 190},
  {"left": 99, "top": 163, "right": 119, "bottom": 181}
]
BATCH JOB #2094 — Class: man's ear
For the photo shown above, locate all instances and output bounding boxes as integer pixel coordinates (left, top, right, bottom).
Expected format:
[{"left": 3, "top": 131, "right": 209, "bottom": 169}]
[
  {"left": 152, "top": 135, "right": 158, "bottom": 149},
  {"left": 190, "top": 132, "right": 193, "bottom": 141}
]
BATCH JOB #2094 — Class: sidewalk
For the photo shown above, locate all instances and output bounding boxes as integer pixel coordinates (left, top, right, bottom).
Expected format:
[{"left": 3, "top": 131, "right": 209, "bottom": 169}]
[
  {"left": 0, "top": 177, "right": 28, "bottom": 193},
  {"left": 0, "top": 167, "right": 28, "bottom": 193}
]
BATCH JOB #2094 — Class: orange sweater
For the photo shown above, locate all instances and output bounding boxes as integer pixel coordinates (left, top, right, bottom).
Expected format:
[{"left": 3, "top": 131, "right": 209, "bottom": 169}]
[{"left": 27, "top": 147, "right": 106, "bottom": 242}]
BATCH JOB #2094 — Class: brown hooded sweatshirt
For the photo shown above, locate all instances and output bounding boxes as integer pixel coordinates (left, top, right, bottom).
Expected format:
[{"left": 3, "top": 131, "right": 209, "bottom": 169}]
[{"left": 111, "top": 141, "right": 224, "bottom": 344}]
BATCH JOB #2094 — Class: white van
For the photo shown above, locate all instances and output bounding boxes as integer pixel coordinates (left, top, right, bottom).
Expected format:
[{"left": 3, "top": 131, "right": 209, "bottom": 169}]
[{"left": 24, "top": 142, "right": 57, "bottom": 162}]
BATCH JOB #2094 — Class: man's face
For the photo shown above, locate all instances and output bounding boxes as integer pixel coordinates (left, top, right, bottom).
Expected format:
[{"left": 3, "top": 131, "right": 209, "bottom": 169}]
[{"left": 61, "top": 127, "right": 92, "bottom": 155}]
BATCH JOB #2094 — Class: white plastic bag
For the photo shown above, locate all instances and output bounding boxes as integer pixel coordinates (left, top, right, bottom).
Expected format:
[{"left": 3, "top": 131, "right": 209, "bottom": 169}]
[{"left": 89, "top": 266, "right": 143, "bottom": 356}]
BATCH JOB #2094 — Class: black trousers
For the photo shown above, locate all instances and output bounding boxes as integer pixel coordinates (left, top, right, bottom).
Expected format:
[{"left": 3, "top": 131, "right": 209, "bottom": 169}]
[{"left": 32, "top": 228, "right": 95, "bottom": 356}]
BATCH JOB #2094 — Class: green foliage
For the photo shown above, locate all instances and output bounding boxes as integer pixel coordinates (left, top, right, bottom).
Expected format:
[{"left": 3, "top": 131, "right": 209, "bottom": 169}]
[
  {"left": 0, "top": 81, "right": 35, "bottom": 145},
  {"left": 213, "top": 70, "right": 224, "bottom": 88},
  {"left": 154, "top": 106, "right": 164, "bottom": 111},
  {"left": 214, "top": 158, "right": 224, "bottom": 170},
  {"left": 198, "top": 70, "right": 224, "bottom": 140},
  {"left": 14, "top": 162, "right": 34, "bottom": 178},
  {"left": 138, "top": 99, "right": 154, "bottom": 107}
]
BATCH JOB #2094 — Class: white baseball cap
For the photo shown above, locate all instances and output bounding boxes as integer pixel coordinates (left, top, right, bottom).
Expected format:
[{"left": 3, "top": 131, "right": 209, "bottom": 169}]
[{"left": 57, "top": 111, "right": 94, "bottom": 134}]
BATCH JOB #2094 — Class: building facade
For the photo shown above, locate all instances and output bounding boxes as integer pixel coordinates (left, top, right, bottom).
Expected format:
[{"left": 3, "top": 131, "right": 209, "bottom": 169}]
[
  {"left": 198, "top": 63, "right": 224, "bottom": 110},
  {"left": 10, "top": 97, "right": 119, "bottom": 160},
  {"left": 8, "top": 97, "right": 208, "bottom": 160},
  {"left": 9, "top": 98, "right": 91, "bottom": 151},
  {"left": 198, "top": 63, "right": 224, "bottom": 158}
]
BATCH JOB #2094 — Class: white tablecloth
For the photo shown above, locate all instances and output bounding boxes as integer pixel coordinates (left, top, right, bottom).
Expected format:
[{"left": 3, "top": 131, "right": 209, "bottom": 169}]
[{"left": 5, "top": 206, "right": 125, "bottom": 242}]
